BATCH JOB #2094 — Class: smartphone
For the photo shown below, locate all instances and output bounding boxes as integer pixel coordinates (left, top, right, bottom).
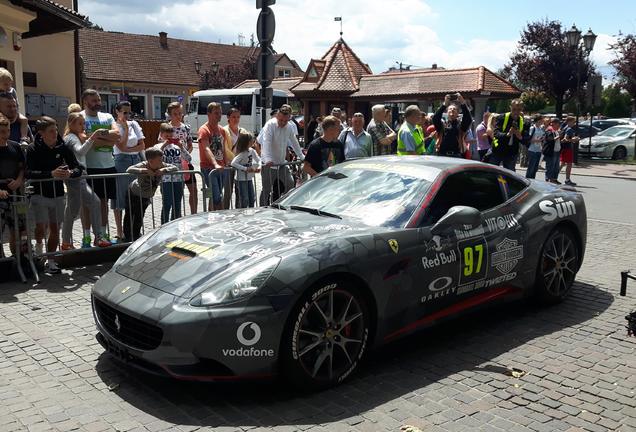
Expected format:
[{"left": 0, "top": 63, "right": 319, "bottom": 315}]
[
  {"left": 449, "top": 94, "right": 459, "bottom": 101},
  {"left": 99, "top": 129, "right": 109, "bottom": 136}
]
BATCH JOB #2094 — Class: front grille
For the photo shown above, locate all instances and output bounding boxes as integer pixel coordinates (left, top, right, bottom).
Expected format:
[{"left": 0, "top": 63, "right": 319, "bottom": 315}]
[{"left": 93, "top": 297, "right": 163, "bottom": 350}]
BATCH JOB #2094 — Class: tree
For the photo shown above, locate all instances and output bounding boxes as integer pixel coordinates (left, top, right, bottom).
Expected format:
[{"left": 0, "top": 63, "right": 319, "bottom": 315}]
[
  {"left": 609, "top": 33, "right": 636, "bottom": 115},
  {"left": 600, "top": 85, "right": 632, "bottom": 118},
  {"left": 503, "top": 19, "right": 595, "bottom": 118},
  {"left": 199, "top": 57, "right": 257, "bottom": 90},
  {"left": 520, "top": 90, "right": 549, "bottom": 113}
]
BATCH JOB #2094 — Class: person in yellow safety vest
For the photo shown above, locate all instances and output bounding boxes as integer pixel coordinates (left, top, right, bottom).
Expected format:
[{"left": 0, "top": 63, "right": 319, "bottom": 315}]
[
  {"left": 397, "top": 105, "right": 424, "bottom": 155},
  {"left": 490, "top": 98, "right": 529, "bottom": 171}
]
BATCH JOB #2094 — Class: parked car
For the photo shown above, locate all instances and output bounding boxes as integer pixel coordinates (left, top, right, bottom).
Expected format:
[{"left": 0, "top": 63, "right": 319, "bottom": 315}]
[
  {"left": 572, "top": 124, "right": 601, "bottom": 139},
  {"left": 92, "top": 156, "right": 587, "bottom": 389},
  {"left": 580, "top": 118, "right": 634, "bottom": 131},
  {"left": 579, "top": 125, "right": 636, "bottom": 160}
]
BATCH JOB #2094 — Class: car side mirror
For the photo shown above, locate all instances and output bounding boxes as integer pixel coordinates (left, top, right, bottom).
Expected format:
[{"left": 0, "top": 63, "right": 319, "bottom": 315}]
[{"left": 431, "top": 206, "right": 482, "bottom": 235}]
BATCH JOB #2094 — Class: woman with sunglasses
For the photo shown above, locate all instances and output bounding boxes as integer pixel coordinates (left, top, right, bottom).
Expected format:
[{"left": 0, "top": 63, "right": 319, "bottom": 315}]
[{"left": 113, "top": 101, "right": 145, "bottom": 242}]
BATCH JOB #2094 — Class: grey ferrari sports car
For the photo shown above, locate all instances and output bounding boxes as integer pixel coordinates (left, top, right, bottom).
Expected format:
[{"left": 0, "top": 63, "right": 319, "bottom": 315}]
[{"left": 92, "top": 156, "right": 587, "bottom": 389}]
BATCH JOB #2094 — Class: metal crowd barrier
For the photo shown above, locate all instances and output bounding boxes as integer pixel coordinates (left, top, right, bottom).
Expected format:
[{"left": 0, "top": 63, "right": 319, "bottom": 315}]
[
  {"left": 207, "top": 160, "right": 305, "bottom": 210},
  {"left": 2, "top": 162, "right": 306, "bottom": 282},
  {"left": 1, "top": 192, "right": 39, "bottom": 283}
]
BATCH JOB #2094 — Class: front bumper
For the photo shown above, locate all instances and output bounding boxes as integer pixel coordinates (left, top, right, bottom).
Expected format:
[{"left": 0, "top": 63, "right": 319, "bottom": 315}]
[{"left": 91, "top": 270, "right": 284, "bottom": 381}]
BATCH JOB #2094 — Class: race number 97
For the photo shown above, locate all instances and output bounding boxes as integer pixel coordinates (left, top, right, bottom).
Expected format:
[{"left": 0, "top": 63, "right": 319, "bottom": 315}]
[
  {"left": 458, "top": 237, "right": 488, "bottom": 285},
  {"left": 463, "top": 244, "right": 484, "bottom": 276}
]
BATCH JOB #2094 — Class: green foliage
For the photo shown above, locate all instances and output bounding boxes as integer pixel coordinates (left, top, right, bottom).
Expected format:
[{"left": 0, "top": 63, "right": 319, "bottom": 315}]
[
  {"left": 601, "top": 85, "right": 632, "bottom": 118},
  {"left": 609, "top": 33, "right": 636, "bottom": 102},
  {"left": 521, "top": 91, "right": 548, "bottom": 113}
]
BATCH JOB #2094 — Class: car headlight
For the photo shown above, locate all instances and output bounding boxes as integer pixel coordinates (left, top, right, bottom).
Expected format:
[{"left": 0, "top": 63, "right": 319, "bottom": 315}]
[{"left": 190, "top": 256, "right": 281, "bottom": 307}]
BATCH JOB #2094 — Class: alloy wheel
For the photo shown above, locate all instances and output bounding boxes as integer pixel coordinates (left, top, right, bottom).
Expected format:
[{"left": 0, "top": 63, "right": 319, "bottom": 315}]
[
  {"left": 294, "top": 288, "right": 366, "bottom": 382},
  {"left": 542, "top": 232, "right": 577, "bottom": 297}
]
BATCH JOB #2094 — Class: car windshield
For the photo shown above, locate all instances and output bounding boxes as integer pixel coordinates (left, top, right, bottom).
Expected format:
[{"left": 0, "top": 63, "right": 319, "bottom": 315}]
[
  {"left": 599, "top": 126, "right": 634, "bottom": 137},
  {"left": 277, "top": 164, "right": 434, "bottom": 228}
]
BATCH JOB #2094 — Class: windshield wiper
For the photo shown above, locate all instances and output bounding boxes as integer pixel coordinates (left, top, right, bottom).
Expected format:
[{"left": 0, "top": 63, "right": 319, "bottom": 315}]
[
  {"left": 290, "top": 205, "right": 342, "bottom": 219},
  {"left": 269, "top": 203, "right": 289, "bottom": 210}
]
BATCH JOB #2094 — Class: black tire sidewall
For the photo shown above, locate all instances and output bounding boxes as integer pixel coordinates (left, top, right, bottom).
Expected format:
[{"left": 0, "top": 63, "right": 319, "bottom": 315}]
[
  {"left": 534, "top": 227, "right": 579, "bottom": 303},
  {"left": 281, "top": 279, "right": 370, "bottom": 390}
]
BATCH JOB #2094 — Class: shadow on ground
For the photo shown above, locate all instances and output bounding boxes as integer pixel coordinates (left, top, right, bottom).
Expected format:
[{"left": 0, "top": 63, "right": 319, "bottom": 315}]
[{"left": 94, "top": 281, "right": 614, "bottom": 428}]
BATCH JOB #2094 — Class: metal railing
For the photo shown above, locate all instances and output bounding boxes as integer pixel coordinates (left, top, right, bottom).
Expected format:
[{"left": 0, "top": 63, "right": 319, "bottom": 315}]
[{"left": 1, "top": 162, "right": 306, "bottom": 282}]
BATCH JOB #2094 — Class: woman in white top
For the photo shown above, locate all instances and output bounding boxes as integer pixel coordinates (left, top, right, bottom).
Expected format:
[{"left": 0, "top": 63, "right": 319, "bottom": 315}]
[
  {"left": 113, "top": 101, "right": 145, "bottom": 241},
  {"left": 61, "top": 112, "right": 111, "bottom": 249},
  {"left": 230, "top": 132, "right": 261, "bottom": 208}
]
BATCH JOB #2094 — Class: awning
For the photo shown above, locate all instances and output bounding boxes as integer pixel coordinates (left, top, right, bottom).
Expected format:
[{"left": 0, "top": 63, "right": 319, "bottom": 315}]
[{"left": 9, "top": 0, "right": 90, "bottom": 38}]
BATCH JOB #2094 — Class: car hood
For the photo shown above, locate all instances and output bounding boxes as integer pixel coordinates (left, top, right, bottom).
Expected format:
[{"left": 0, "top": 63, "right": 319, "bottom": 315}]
[{"left": 114, "top": 207, "right": 367, "bottom": 298}]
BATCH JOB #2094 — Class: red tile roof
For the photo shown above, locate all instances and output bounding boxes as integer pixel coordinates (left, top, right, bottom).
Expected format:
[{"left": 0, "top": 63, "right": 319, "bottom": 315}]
[
  {"left": 79, "top": 28, "right": 259, "bottom": 86},
  {"left": 234, "top": 77, "right": 301, "bottom": 97},
  {"left": 291, "top": 38, "right": 372, "bottom": 94},
  {"left": 353, "top": 66, "right": 521, "bottom": 98}
]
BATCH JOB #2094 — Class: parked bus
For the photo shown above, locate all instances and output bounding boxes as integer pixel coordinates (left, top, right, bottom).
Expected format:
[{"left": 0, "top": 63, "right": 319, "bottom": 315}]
[{"left": 184, "top": 88, "right": 289, "bottom": 138}]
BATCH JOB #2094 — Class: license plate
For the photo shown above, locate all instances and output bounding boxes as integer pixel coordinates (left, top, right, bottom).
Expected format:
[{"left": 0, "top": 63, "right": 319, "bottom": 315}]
[{"left": 105, "top": 339, "right": 132, "bottom": 362}]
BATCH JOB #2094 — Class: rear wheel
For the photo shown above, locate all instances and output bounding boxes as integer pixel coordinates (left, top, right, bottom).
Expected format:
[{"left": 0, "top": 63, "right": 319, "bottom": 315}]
[
  {"left": 282, "top": 280, "right": 370, "bottom": 390},
  {"left": 535, "top": 227, "right": 579, "bottom": 303},
  {"left": 612, "top": 146, "right": 627, "bottom": 160}
]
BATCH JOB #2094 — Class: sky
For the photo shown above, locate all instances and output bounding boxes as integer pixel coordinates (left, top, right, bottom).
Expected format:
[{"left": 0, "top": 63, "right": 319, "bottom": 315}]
[{"left": 79, "top": 0, "right": 636, "bottom": 80}]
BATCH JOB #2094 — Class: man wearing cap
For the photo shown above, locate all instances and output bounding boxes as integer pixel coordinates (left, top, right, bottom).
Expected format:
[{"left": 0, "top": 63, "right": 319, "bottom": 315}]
[{"left": 256, "top": 104, "right": 305, "bottom": 205}]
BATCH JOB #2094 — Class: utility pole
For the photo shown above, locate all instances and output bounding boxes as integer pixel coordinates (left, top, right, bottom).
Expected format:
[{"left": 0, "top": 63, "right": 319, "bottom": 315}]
[{"left": 256, "top": 0, "right": 275, "bottom": 129}]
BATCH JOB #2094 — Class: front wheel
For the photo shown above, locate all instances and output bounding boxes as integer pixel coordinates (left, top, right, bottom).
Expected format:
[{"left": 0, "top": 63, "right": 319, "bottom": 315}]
[
  {"left": 281, "top": 280, "right": 370, "bottom": 390},
  {"left": 535, "top": 227, "right": 579, "bottom": 304},
  {"left": 612, "top": 146, "right": 627, "bottom": 160}
]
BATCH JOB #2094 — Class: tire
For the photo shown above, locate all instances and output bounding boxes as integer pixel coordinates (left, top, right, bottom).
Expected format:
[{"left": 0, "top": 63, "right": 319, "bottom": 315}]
[
  {"left": 535, "top": 227, "right": 579, "bottom": 304},
  {"left": 612, "top": 146, "right": 627, "bottom": 160},
  {"left": 281, "top": 279, "right": 370, "bottom": 390}
]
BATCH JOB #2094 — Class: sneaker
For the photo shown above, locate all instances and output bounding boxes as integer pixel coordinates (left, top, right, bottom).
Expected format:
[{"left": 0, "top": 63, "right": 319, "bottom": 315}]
[
  {"left": 81, "top": 235, "right": 92, "bottom": 249},
  {"left": 61, "top": 243, "right": 75, "bottom": 251},
  {"left": 45, "top": 260, "right": 61, "bottom": 274},
  {"left": 94, "top": 237, "right": 112, "bottom": 248},
  {"left": 35, "top": 242, "right": 44, "bottom": 255},
  {"left": 565, "top": 179, "right": 577, "bottom": 186}
]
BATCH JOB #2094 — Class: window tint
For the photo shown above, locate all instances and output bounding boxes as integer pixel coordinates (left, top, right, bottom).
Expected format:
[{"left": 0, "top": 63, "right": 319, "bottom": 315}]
[
  {"left": 422, "top": 171, "right": 506, "bottom": 226},
  {"left": 197, "top": 95, "right": 253, "bottom": 115},
  {"left": 501, "top": 174, "right": 527, "bottom": 199}
]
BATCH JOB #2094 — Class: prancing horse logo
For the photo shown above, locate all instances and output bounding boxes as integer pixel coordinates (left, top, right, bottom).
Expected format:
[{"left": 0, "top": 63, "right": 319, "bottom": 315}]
[
  {"left": 114, "top": 314, "right": 121, "bottom": 333},
  {"left": 388, "top": 239, "right": 399, "bottom": 254}
]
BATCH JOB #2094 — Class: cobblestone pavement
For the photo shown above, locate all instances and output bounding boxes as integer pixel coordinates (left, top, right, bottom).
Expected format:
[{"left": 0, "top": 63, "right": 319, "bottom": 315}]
[{"left": 1, "top": 219, "right": 635, "bottom": 432}]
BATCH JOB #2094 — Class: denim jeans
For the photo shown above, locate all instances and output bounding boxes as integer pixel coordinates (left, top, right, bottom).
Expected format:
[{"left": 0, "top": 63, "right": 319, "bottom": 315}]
[
  {"left": 544, "top": 151, "right": 560, "bottom": 181},
  {"left": 114, "top": 153, "right": 142, "bottom": 209},
  {"left": 525, "top": 151, "right": 542, "bottom": 179},
  {"left": 236, "top": 180, "right": 255, "bottom": 208},
  {"left": 161, "top": 181, "right": 184, "bottom": 223},
  {"left": 203, "top": 168, "right": 229, "bottom": 206}
]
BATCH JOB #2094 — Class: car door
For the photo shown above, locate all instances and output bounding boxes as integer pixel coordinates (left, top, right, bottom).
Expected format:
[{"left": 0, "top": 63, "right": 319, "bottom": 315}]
[{"left": 412, "top": 170, "right": 514, "bottom": 315}]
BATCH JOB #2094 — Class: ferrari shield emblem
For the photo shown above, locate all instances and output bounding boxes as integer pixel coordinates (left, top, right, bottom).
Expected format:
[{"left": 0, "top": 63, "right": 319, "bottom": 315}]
[{"left": 388, "top": 239, "right": 399, "bottom": 254}]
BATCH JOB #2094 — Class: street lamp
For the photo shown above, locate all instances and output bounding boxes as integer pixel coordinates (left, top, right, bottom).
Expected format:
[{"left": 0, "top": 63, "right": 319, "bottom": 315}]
[
  {"left": 194, "top": 60, "right": 201, "bottom": 74},
  {"left": 566, "top": 24, "right": 596, "bottom": 163},
  {"left": 211, "top": 61, "right": 219, "bottom": 75}
]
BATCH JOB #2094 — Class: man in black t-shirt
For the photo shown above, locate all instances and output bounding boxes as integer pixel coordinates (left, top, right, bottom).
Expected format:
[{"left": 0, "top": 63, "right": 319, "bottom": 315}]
[
  {"left": 303, "top": 115, "right": 345, "bottom": 177},
  {"left": 0, "top": 114, "right": 25, "bottom": 256}
]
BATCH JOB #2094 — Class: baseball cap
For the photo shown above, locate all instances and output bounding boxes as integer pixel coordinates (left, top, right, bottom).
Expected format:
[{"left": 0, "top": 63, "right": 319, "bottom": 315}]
[{"left": 279, "top": 104, "right": 292, "bottom": 115}]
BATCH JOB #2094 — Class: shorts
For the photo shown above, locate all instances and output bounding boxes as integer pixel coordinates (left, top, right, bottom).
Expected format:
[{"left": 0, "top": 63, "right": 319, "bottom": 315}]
[
  {"left": 560, "top": 148, "right": 573, "bottom": 164},
  {"left": 30, "top": 195, "right": 65, "bottom": 225},
  {"left": 185, "top": 163, "right": 196, "bottom": 185},
  {"left": 87, "top": 167, "right": 117, "bottom": 201}
]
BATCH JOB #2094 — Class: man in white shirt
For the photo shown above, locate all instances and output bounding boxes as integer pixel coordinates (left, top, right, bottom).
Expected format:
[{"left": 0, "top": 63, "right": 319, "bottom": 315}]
[{"left": 256, "top": 104, "right": 304, "bottom": 205}]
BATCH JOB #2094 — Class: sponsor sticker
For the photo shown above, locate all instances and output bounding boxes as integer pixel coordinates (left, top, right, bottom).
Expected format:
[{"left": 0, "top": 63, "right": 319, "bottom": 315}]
[
  {"left": 539, "top": 197, "right": 576, "bottom": 222},
  {"left": 457, "top": 272, "right": 517, "bottom": 295},
  {"left": 484, "top": 214, "right": 519, "bottom": 233},
  {"left": 424, "top": 235, "right": 452, "bottom": 252},
  {"left": 223, "top": 322, "right": 274, "bottom": 358},
  {"left": 421, "top": 250, "right": 457, "bottom": 269},
  {"left": 421, "top": 276, "right": 455, "bottom": 303},
  {"left": 491, "top": 238, "right": 524, "bottom": 275},
  {"left": 454, "top": 224, "right": 485, "bottom": 240}
]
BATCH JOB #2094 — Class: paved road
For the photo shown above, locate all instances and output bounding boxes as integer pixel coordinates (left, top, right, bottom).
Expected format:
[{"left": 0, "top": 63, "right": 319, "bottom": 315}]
[
  {"left": 1, "top": 218, "right": 635, "bottom": 431},
  {"left": 570, "top": 176, "right": 636, "bottom": 225}
]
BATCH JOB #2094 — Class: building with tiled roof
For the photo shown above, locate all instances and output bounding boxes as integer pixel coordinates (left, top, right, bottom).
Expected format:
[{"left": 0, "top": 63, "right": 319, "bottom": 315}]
[
  {"left": 234, "top": 77, "right": 301, "bottom": 98},
  {"left": 3, "top": 0, "right": 90, "bottom": 120},
  {"left": 291, "top": 37, "right": 521, "bottom": 142},
  {"left": 78, "top": 28, "right": 260, "bottom": 119}
]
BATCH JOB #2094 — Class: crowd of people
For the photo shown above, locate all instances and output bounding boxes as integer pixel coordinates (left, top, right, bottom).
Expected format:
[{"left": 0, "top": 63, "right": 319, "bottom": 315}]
[{"left": 1, "top": 70, "right": 584, "bottom": 275}]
